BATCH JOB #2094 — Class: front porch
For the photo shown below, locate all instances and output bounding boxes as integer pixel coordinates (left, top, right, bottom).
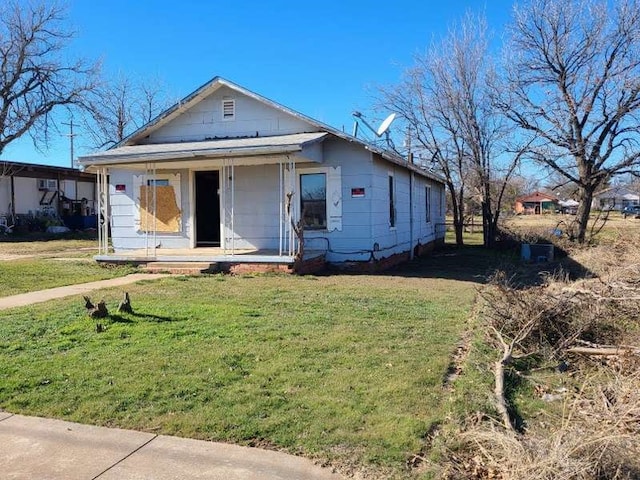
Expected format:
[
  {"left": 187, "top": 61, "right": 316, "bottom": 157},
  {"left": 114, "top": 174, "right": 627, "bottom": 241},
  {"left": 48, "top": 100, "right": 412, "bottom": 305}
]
[
  {"left": 86, "top": 134, "right": 333, "bottom": 266},
  {"left": 95, "top": 247, "right": 327, "bottom": 275}
]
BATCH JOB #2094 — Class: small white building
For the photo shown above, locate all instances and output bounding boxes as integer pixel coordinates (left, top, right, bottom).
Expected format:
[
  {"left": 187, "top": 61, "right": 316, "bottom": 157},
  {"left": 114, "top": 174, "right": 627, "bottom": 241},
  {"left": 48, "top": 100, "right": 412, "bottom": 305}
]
[{"left": 79, "top": 77, "right": 446, "bottom": 272}]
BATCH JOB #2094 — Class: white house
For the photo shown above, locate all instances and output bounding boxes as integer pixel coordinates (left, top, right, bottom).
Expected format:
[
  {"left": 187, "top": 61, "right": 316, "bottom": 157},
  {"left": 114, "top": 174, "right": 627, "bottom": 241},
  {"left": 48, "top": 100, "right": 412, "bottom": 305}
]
[
  {"left": 593, "top": 186, "right": 640, "bottom": 211},
  {"left": 78, "top": 77, "right": 445, "bottom": 272}
]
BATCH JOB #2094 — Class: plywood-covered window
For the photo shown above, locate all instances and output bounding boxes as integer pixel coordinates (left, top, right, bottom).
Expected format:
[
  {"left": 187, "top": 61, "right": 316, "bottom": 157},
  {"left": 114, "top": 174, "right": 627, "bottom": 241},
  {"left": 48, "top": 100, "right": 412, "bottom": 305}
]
[{"left": 134, "top": 174, "right": 182, "bottom": 233}]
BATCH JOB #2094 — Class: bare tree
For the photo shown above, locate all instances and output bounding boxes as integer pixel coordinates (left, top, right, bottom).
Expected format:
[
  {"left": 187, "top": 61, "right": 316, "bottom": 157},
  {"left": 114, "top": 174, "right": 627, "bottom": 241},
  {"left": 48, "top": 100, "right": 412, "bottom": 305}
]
[
  {"left": 381, "top": 13, "right": 525, "bottom": 247},
  {"left": 0, "top": 1, "right": 97, "bottom": 156},
  {"left": 500, "top": 0, "right": 640, "bottom": 243},
  {"left": 83, "top": 74, "right": 169, "bottom": 149}
]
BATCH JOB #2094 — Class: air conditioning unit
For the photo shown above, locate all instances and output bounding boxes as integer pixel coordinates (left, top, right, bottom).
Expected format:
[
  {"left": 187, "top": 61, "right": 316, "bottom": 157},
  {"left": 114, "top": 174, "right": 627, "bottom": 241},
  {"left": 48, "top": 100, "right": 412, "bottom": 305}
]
[{"left": 38, "top": 179, "right": 57, "bottom": 191}]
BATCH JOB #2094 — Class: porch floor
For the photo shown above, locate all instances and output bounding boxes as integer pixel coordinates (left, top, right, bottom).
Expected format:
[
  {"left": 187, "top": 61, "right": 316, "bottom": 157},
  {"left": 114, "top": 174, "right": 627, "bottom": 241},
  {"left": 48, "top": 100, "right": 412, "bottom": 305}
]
[{"left": 95, "top": 248, "right": 325, "bottom": 265}]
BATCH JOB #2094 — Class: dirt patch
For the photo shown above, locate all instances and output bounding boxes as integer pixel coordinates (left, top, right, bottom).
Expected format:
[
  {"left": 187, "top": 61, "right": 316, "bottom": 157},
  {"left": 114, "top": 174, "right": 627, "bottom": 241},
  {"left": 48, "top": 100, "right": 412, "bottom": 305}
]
[{"left": 0, "top": 254, "right": 34, "bottom": 261}]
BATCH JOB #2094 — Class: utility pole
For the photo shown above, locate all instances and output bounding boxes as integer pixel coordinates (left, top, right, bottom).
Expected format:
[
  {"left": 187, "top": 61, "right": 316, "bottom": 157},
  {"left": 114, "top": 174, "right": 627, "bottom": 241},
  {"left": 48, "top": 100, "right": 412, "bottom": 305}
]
[{"left": 61, "top": 118, "right": 78, "bottom": 169}]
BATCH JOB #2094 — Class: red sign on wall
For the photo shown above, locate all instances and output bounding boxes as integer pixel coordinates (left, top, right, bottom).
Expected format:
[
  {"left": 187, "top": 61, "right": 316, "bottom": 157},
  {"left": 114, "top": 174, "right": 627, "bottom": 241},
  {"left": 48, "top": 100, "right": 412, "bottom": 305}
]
[{"left": 351, "top": 187, "right": 365, "bottom": 198}]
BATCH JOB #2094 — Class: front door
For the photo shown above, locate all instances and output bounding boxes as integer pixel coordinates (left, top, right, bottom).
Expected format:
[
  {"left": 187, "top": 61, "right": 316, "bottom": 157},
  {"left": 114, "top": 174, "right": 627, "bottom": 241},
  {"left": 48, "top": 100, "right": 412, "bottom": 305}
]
[{"left": 195, "top": 171, "right": 220, "bottom": 246}]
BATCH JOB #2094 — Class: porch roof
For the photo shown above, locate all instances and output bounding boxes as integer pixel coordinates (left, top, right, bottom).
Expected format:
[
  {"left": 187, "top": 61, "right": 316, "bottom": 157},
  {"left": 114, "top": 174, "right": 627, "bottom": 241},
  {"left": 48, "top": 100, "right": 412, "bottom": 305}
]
[{"left": 78, "top": 132, "right": 328, "bottom": 169}]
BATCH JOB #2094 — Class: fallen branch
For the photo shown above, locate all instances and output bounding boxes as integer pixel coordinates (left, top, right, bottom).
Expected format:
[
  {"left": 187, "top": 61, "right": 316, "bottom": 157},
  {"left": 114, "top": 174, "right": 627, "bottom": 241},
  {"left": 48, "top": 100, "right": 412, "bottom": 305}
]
[
  {"left": 560, "top": 286, "right": 640, "bottom": 302},
  {"left": 566, "top": 346, "right": 640, "bottom": 356},
  {"left": 490, "top": 326, "right": 515, "bottom": 432}
]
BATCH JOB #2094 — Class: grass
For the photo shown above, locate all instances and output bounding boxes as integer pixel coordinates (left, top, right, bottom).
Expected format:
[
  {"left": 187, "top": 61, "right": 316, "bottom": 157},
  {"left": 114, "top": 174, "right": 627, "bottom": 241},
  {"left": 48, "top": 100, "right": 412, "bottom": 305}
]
[
  {"left": 0, "top": 259, "right": 134, "bottom": 297},
  {"left": 0, "top": 238, "right": 98, "bottom": 256},
  {"left": 0, "top": 237, "right": 132, "bottom": 296},
  {"left": 0, "top": 267, "right": 479, "bottom": 478}
]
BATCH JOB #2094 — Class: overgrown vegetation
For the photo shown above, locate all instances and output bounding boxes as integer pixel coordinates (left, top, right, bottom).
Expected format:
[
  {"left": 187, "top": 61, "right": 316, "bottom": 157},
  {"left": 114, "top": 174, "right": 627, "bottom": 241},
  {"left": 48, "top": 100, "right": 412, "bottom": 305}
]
[{"left": 438, "top": 233, "right": 640, "bottom": 479}]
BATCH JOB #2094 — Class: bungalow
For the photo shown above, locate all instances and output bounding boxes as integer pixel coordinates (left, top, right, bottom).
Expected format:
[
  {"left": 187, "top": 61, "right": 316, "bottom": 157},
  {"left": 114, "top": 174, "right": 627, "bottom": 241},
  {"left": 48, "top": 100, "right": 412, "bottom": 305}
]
[
  {"left": 592, "top": 186, "right": 639, "bottom": 211},
  {"left": 0, "top": 161, "right": 96, "bottom": 231},
  {"left": 78, "top": 77, "right": 446, "bottom": 272},
  {"left": 515, "top": 191, "right": 559, "bottom": 215}
]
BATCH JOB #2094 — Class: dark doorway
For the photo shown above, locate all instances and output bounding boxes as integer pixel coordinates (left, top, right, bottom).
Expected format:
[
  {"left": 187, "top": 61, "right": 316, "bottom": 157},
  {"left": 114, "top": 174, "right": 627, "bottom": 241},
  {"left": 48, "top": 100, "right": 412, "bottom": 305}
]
[{"left": 195, "top": 171, "right": 221, "bottom": 246}]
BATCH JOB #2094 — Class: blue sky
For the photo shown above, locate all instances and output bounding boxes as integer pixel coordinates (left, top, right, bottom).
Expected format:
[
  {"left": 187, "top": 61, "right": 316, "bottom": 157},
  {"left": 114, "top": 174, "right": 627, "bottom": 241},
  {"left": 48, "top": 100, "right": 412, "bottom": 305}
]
[{"left": 3, "top": 0, "right": 515, "bottom": 167}]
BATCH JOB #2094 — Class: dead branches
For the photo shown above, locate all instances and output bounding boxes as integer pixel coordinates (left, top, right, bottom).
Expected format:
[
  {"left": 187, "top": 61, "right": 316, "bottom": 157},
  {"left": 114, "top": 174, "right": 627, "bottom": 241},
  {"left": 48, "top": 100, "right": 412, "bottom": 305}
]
[
  {"left": 444, "top": 372, "right": 640, "bottom": 479},
  {"left": 442, "top": 236, "right": 640, "bottom": 478},
  {"left": 480, "top": 244, "right": 640, "bottom": 434}
]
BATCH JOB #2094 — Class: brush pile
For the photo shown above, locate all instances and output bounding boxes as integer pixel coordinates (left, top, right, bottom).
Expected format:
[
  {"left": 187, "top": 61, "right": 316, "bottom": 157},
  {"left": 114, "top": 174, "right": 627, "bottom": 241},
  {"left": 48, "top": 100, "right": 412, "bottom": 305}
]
[{"left": 444, "top": 234, "right": 640, "bottom": 480}]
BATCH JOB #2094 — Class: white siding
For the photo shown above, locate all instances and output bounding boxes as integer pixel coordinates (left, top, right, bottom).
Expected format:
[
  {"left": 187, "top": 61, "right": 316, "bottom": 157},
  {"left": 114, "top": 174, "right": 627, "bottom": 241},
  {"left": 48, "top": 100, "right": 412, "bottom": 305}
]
[
  {"left": 366, "top": 157, "right": 445, "bottom": 262},
  {"left": 146, "top": 86, "right": 319, "bottom": 144},
  {"left": 108, "top": 168, "right": 191, "bottom": 251},
  {"left": 13, "top": 177, "right": 41, "bottom": 214},
  {"left": 301, "top": 138, "right": 375, "bottom": 262},
  {"left": 0, "top": 177, "right": 10, "bottom": 215},
  {"left": 224, "top": 164, "right": 281, "bottom": 250}
]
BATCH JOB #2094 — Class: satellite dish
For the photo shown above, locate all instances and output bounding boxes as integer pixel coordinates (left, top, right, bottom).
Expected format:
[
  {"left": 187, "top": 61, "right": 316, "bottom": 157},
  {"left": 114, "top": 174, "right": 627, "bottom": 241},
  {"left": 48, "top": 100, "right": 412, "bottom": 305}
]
[
  {"left": 376, "top": 113, "right": 396, "bottom": 137},
  {"left": 352, "top": 111, "right": 397, "bottom": 140}
]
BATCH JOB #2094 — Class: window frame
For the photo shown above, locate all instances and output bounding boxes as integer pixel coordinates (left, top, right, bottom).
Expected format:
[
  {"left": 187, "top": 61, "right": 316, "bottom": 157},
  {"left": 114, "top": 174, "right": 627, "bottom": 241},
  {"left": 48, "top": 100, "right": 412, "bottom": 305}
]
[
  {"left": 425, "top": 185, "right": 432, "bottom": 224},
  {"left": 147, "top": 179, "right": 170, "bottom": 187},
  {"left": 299, "top": 170, "right": 328, "bottom": 231},
  {"left": 389, "top": 173, "right": 396, "bottom": 228}
]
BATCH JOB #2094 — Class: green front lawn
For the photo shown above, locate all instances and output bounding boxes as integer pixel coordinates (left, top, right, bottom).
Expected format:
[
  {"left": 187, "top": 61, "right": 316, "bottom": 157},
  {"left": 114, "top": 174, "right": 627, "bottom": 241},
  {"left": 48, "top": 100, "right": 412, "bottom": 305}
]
[
  {"left": 0, "top": 259, "right": 134, "bottom": 297},
  {"left": 0, "top": 269, "right": 478, "bottom": 478}
]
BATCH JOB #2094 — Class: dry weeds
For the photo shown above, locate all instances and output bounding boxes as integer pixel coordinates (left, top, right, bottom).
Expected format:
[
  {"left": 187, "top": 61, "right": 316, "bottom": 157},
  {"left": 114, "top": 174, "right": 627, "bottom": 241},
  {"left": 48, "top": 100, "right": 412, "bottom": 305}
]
[{"left": 442, "top": 234, "right": 640, "bottom": 479}]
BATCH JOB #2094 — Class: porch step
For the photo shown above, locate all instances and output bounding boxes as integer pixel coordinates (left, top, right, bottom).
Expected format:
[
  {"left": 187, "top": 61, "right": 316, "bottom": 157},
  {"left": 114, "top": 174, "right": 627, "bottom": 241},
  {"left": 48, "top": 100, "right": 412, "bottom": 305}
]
[{"left": 142, "top": 262, "right": 218, "bottom": 275}]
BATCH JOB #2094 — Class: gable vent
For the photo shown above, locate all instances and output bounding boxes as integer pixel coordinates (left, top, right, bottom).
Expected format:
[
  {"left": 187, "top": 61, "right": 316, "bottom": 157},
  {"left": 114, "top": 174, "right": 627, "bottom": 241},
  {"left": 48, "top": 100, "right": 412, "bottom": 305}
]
[{"left": 222, "top": 99, "right": 235, "bottom": 120}]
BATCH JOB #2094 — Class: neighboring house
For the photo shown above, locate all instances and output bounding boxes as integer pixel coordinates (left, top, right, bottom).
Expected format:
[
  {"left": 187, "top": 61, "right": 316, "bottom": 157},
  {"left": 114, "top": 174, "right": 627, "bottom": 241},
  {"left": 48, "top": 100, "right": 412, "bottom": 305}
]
[
  {"left": 515, "top": 191, "right": 559, "bottom": 215},
  {"left": 0, "top": 161, "right": 97, "bottom": 229},
  {"left": 593, "top": 186, "right": 640, "bottom": 211},
  {"left": 78, "top": 76, "right": 446, "bottom": 272}
]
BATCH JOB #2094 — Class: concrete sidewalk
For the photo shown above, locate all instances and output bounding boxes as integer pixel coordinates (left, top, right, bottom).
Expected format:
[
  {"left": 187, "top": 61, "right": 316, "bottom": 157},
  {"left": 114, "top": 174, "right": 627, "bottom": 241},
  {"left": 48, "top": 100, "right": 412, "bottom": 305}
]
[
  {"left": 0, "top": 274, "right": 169, "bottom": 311},
  {"left": 0, "top": 413, "right": 343, "bottom": 480}
]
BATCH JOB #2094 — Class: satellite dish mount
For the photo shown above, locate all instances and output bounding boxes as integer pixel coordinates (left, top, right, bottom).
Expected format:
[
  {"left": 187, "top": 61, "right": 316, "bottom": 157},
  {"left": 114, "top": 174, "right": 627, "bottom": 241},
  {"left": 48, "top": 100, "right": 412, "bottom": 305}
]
[{"left": 352, "top": 112, "right": 397, "bottom": 150}]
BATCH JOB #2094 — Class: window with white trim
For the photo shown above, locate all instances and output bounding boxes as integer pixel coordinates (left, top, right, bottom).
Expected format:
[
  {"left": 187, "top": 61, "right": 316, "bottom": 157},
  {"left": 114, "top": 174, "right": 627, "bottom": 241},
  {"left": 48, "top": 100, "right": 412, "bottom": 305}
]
[
  {"left": 222, "top": 99, "right": 235, "bottom": 120},
  {"left": 300, "top": 173, "right": 327, "bottom": 230}
]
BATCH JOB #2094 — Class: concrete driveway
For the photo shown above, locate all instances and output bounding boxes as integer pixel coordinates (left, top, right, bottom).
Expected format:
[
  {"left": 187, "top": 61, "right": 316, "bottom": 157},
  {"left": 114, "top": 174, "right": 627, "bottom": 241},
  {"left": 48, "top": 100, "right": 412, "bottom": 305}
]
[{"left": 0, "top": 413, "right": 343, "bottom": 480}]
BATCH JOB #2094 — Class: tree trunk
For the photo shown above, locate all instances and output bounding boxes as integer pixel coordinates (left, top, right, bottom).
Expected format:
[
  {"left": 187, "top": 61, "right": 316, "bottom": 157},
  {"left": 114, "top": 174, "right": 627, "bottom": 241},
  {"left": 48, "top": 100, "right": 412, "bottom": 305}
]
[
  {"left": 575, "top": 186, "right": 595, "bottom": 243},
  {"left": 481, "top": 199, "right": 495, "bottom": 249},
  {"left": 448, "top": 182, "right": 465, "bottom": 246}
]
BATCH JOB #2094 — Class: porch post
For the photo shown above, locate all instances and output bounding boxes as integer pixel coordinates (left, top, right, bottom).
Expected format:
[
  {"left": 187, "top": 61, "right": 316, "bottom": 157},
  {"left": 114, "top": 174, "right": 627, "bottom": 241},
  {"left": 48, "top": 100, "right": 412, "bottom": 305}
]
[
  {"left": 97, "top": 167, "right": 109, "bottom": 255},
  {"left": 279, "top": 160, "right": 283, "bottom": 256},
  {"left": 222, "top": 158, "right": 236, "bottom": 255},
  {"left": 152, "top": 162, "right": 157, "bottom": 256},
  {"left": 96, "top": 168, "right": 102, "bottom": 254},
  {"left": 288, "top": 159, "right": 296, "bottom": 257},
  {"left": 141, "top": 163, "right": 158, "bottom": 258}
]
